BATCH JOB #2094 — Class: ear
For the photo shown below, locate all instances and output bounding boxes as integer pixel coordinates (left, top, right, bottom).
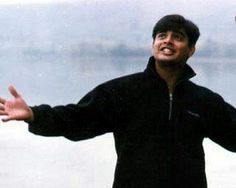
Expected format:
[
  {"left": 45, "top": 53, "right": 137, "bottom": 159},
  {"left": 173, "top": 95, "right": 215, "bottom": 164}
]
[
  {"left": 151, "top": 40, "right": 155, "bottom": 53},
  {"left": 152, "top": 39, "right": 155, "bottom": 45},
  {"left": 188, "top": 46, "right": 195, "bottom": 57}
]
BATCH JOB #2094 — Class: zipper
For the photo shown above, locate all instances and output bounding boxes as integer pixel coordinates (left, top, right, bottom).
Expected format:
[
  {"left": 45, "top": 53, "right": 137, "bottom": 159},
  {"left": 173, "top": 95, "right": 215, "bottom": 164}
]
[
  {"left": 168, "top": 77, "right": 188, "bottom": 121},
  {"left": 162, "top": 66, "right": 195, "bottom": 121},
  {"left": 168, "top": 93, "right": 173, "bottom": 121}
]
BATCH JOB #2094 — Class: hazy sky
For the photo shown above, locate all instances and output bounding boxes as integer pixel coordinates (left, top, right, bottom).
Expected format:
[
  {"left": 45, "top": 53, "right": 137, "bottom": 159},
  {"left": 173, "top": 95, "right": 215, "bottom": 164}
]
[
  {"left": 0, "top": 0, "right": 235, "bottom": 6},
  {"left": 0, "top": 0, "right": 115, "bottom": 5},
  {"left": 1, "top": 0, "right": 234, "bottom": 22},
  {"left": 0, "top": 0, "right": 72, "bottom": 5}
]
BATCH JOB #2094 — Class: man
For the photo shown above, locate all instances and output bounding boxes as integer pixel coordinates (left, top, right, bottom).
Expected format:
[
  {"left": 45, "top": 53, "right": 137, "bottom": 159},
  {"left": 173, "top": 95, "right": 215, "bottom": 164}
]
[{"left": 0, "top": 14, "right": 236, "bottom": 188}]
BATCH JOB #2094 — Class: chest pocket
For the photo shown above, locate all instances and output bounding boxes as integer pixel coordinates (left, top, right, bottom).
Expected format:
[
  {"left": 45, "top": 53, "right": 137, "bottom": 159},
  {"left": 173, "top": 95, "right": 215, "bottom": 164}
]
[{"left": 175, "top": 108, "right": 205, "bottom": 142}]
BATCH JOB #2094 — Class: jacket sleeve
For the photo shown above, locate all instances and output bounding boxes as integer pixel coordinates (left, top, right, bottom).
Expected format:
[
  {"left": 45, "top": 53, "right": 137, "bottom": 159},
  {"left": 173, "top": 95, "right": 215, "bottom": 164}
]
[
  {"left": 28, "top": 84, "right": 119, "bottom": 141},
  {"left": 205, "top": 95, "right": 236, "bottom": 152}
]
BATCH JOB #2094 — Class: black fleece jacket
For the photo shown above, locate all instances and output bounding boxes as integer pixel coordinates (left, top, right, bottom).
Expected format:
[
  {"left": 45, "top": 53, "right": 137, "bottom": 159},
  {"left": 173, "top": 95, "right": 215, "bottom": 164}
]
[{"left": 29, "top": 56, "right": 236, "bottom": 188}]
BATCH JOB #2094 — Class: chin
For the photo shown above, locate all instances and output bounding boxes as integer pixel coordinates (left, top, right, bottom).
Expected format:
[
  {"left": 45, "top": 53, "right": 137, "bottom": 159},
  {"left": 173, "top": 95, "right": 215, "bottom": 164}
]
[
  {"left": 158, "top": 61, "right": 176, "bottom": 67},
  {"left": 156, "top": 58, "right": 177, "bottom": 65}
]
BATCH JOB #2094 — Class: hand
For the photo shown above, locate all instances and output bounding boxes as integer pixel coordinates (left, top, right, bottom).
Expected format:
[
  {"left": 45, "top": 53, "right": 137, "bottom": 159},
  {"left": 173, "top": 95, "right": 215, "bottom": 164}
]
[{"left": 0, "top": 85, "right": 34, "bottom": 122}]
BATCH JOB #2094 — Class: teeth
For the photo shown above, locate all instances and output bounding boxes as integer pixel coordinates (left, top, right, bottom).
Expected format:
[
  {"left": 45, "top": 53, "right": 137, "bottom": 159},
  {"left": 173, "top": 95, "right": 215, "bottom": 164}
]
[
  {"left": 162, "top": 48, "right": 174, "bottom": 54},
  {"left": 163, "top": 48, "right": 172, "bottom": 53}
]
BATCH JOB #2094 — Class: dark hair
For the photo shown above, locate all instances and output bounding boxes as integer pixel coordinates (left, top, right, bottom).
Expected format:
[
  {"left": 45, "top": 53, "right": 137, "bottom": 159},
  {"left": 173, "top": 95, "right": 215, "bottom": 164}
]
[{"left": 152, "top": 14, "right": 200, "bottom": 47}]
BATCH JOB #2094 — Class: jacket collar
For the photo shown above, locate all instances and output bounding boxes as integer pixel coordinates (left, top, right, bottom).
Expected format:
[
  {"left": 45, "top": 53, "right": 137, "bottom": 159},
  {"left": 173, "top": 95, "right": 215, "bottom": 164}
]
[{"left": 144, "top": 56, "right": 196, "bottom": 82}]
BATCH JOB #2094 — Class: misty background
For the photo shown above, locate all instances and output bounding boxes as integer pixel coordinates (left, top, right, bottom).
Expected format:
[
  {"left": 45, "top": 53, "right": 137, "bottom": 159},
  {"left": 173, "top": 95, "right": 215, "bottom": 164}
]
[{"left": 0, "top": 0, "right": 235, "bottom": 187}]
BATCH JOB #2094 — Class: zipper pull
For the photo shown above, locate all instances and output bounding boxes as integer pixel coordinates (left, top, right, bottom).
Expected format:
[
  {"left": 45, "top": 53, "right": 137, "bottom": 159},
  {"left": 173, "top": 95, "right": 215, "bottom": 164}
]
[{"left": 169, "top": 93, "right": 173, "bottom": 120}]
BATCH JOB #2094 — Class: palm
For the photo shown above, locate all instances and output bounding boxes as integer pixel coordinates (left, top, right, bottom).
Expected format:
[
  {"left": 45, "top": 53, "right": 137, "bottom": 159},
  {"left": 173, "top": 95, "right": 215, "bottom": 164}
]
[
  {"left": 4, "top": 96, "right": 29, "bottom": 120},
  {"left": 0, "top": 86, "right": 33, "bottom": 122}
]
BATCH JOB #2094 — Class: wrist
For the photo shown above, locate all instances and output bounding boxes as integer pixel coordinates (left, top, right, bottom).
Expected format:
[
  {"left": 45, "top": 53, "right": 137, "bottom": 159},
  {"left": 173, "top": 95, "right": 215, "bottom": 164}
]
[{"left": 25, "top": 107, "right": 34, "bottom": 122}]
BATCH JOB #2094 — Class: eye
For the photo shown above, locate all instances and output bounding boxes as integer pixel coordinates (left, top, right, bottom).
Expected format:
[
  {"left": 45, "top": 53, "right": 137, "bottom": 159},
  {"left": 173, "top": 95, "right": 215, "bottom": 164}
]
[
  {"left": 173, "top": 34, "right": 184, "bottom": 41},
  {"left": 156, "top": 33, "right": 166, "bottom": 39}
]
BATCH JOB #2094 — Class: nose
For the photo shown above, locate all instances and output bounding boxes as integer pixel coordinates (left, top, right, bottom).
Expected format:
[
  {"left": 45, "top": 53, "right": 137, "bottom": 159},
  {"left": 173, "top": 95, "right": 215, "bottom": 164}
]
[{"left": 163, "top": 34, "right": 173, "bottom": 44}]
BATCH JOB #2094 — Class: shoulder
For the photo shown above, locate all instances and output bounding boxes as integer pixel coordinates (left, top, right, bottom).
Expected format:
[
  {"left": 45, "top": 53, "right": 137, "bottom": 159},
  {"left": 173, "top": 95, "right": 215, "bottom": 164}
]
[
  {"left": 81, "top": 72, "right": 146, "bottom": 108},
  {"left": 186, "top": 80, "right": 225, "bottom": 104},
  {"left": 95, "top": 72, "right": 146, "bottom": 91}
]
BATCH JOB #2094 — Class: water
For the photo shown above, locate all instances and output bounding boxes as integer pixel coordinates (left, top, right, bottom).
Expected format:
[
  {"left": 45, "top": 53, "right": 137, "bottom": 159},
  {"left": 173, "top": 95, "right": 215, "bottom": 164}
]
[{"left": 0, "top": 55, "right": 236, "bottom": 188}]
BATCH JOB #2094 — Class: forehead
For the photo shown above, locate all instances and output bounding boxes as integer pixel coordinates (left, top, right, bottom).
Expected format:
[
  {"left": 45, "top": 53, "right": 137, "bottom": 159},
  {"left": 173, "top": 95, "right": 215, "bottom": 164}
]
[{"left": 157, "top": 29, "right": 187, "bottom": 37}]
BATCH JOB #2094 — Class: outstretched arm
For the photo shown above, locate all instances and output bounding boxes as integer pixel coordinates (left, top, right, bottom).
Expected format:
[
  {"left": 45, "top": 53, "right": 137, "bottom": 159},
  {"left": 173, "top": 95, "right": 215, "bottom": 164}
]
[{"left": 0, "top": 85, "right": 34, "bottom": 122}]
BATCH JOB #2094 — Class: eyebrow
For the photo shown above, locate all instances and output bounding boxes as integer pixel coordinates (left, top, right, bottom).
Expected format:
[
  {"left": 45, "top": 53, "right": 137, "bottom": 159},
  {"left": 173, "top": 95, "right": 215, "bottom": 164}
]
[
  {"left": 172, "top": 30, "right": 186, "bottom": 38},
  {"left": 157, "top": 30, "right": 186, "bottom": 38}
]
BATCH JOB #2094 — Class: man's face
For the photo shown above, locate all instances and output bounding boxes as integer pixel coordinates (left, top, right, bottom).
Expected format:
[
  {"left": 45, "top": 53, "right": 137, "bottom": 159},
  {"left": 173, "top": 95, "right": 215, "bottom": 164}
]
[{"left": 152, "top": 29, "right": 195, "bottom": 66}]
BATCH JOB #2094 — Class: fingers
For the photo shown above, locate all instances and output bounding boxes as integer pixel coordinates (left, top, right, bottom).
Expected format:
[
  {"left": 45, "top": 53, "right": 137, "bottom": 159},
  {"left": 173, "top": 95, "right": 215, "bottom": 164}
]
[
  {"left": 0, "top": 105, "right": 8, "bottom": 120},
  {"left": 0, "top": 111, "right": 8, "bottom": 116},
  {"left": 0, "top": 103, "right": 7, "bottom": 116},
  {"left": 0, "top": 85, "right": 20, "bottom": 103},
  {"left": 8, "top": 85, "right": 20, "bottom": 98},
  {"left": 0, "top": 103, "right": 5, "bottom": 110},
  {"left": 0, "top": 97, "right": 6, "bottom": 104}
]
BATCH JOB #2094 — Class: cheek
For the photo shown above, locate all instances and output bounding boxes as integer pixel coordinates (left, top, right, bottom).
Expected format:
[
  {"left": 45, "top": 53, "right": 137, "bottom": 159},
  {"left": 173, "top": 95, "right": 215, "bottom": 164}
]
[
  {"left": 152, "top": 42, "right": 160, "bottom": 52},
  {"left": 152, "top": 46, "right": 160, "bottom": 57},
  {"left": 179, "top": 46, "right": 191, "bottom": 56}
]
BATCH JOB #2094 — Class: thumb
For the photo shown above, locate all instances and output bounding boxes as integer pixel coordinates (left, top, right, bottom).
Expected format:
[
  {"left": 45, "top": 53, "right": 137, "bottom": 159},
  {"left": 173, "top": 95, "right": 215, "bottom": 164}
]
[
  {"left": 1, "top": 116, "right": 11, "bottom": 122},
  {"left": 8, "top": 85, "right": 20, "bottom": 98}
]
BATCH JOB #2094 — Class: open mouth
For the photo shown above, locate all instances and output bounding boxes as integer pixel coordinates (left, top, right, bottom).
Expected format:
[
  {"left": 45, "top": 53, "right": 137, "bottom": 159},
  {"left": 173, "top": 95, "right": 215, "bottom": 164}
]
[{"left": 160, "top": 47, "right": 175, "bottom": 55}]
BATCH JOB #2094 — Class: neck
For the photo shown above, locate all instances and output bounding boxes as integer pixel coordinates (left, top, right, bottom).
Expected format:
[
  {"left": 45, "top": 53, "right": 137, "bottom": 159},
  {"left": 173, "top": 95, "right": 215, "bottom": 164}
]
[{"left": 155, "top": 61, "right": 184, "bottom": 93}]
